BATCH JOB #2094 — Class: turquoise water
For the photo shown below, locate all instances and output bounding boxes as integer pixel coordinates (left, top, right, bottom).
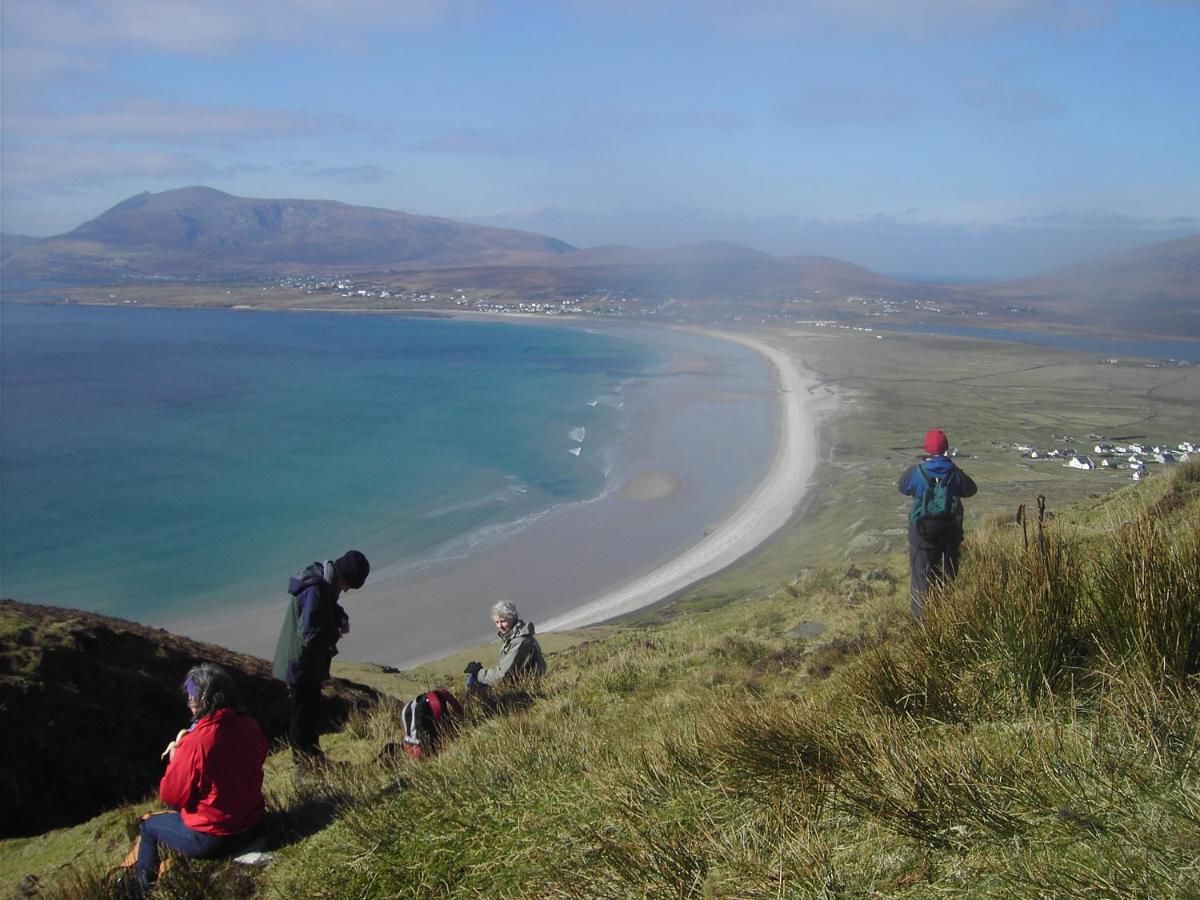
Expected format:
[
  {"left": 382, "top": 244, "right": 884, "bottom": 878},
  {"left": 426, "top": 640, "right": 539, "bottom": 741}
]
[{"left": 0, "top": 304, "right": 659, "bottom": 621}]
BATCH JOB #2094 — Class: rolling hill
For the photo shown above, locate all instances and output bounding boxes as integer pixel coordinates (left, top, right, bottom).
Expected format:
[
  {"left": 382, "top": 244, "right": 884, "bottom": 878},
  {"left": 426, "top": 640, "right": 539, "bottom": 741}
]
[{"left": 960, "top": 235, "right": 1200, "bottom": 337}]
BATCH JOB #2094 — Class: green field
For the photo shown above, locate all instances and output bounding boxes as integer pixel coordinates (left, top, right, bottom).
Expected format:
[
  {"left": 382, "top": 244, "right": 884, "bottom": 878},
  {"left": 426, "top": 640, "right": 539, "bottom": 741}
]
[{"left": 669, "top": 326, "right": 1200, "bottom": 611}]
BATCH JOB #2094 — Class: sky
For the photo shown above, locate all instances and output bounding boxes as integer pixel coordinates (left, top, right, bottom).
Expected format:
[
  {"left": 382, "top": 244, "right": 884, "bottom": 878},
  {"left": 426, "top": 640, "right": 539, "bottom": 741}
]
[{"left": 2, "top": 0, "right": 1198, "bottom": 279}]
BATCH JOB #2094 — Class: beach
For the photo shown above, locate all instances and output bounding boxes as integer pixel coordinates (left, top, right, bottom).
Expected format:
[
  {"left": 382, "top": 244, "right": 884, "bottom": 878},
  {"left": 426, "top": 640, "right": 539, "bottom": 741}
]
[
  {"left": 539, "top": 329, "right": 823, "bottom": 632},
  {"left": 173, "top": 324, "right": 828, "bottom": 668}
]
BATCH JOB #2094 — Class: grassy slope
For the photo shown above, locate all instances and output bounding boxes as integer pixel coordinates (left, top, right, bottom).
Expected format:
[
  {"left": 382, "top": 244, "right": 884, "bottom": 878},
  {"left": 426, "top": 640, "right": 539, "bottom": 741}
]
[
  {"left": 4, "top": 329, "right": 1198, "bottom": 898},
  {"left": 270, "top": 463, "right": 1200, "bottom": 899}
]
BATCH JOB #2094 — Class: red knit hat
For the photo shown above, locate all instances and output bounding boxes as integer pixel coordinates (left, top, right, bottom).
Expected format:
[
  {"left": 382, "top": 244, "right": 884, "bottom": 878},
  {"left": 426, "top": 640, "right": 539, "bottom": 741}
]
[{"left": 923, "top": 429, "right": 949, "bottom": 454}]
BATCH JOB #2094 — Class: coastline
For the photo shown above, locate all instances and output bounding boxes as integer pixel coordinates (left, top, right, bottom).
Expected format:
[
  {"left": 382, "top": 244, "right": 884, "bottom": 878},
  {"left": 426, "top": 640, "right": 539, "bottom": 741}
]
[
  {"left": 161, "top": 317, "right": 828, "bottom": 668},
  {"left": 540, "top": 328, "right": 823, "bottom": 632}
]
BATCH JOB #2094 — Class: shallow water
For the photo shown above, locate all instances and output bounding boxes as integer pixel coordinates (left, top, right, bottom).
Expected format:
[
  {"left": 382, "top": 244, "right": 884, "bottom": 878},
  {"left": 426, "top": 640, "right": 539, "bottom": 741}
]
[
  {"left": 1, "top": 305, "right": 776, "bottom": 653},
  {"left": 0, "top": 304, "right": 656, "bottom": 620}
]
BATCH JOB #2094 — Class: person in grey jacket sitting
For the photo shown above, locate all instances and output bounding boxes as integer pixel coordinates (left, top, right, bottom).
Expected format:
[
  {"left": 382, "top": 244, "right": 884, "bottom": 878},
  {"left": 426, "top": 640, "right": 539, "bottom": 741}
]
[{"left": 465, "top": 600, "right": 546, "bottom": 689}]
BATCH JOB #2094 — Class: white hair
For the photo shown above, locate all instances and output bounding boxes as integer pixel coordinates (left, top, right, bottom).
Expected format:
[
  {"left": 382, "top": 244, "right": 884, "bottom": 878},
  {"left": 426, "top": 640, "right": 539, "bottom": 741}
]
[{"left": 491, "top": 600, "right": 518, "bottom": 622}]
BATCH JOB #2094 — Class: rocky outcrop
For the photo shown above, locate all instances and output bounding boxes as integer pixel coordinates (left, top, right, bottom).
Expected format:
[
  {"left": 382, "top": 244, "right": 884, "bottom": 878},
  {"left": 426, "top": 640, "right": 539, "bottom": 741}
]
[{"left": 0, "top": 599, "right": 377, "bottom": 838}]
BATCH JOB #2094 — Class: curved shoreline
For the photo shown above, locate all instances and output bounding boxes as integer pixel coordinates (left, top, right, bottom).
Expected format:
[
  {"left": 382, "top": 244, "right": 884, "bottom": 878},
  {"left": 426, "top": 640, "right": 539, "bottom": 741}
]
[
  {"left": 541, "top": 328, "right": 821, "bottom": 632},
  {"left": 160, "top": 316, "right": 824, "bottom": 666}
]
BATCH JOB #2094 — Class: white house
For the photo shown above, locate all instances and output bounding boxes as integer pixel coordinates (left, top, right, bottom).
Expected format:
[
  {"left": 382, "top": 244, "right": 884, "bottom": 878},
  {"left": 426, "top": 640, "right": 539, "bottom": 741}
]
[{"left": 1067, "top": 455, "right": 1095, "bottom": 471}]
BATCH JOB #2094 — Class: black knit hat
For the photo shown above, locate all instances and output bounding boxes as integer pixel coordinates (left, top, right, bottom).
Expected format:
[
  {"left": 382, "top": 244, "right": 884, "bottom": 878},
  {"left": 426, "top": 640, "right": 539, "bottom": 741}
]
[{"left": 333, "top": 550, "right": 370, "bottom": 590}]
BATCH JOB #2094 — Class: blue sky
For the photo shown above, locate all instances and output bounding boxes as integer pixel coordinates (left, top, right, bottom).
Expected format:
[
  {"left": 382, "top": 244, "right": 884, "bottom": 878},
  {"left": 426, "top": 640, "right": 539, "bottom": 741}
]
[{"left": 2, "top": 0, "right": 1198, "bottom": 278}]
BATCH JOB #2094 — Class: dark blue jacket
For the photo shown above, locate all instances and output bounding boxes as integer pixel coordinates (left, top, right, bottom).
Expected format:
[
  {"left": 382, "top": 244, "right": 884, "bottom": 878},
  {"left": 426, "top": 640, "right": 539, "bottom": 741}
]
[{"left": 272, "top": 561, "right": 348, "bottom": 685}]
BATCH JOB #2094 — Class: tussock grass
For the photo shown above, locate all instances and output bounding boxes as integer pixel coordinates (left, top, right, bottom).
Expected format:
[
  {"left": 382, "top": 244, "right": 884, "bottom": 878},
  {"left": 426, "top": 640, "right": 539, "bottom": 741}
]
[{"left": 14, "top": 462, "right": 1200, "bottom": 898}]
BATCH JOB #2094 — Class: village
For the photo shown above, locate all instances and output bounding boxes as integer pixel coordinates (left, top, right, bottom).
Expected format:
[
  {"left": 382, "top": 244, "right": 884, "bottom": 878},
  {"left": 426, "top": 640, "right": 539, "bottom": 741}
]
[{"left": 1012, "top": 437, "right": 1197, "bottom": 481}]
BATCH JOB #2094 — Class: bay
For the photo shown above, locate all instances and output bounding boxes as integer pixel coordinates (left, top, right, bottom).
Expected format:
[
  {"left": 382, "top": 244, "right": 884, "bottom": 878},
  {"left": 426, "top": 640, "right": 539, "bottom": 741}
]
[{"left": 0, "top": 304, "right": 660, "bottom": 622}]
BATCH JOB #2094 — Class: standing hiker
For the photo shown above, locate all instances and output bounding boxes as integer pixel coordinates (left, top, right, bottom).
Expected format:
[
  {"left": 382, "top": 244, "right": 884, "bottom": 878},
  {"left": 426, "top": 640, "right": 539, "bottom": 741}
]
[
  {"left": 898, "top": 429, "right": 977, "bottom": 619},
  {"left": 272, "top": 549, "right": 370, "bottom": 763},
  {"left": 464, "top": 600, "right": 546, "bottom": 691}
]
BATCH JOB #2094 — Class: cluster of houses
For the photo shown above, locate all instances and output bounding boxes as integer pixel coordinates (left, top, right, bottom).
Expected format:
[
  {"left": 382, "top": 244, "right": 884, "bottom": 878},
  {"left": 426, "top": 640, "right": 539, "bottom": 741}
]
[{"left": 1016, "top": 440, "right": 1197, "bottom": 480}]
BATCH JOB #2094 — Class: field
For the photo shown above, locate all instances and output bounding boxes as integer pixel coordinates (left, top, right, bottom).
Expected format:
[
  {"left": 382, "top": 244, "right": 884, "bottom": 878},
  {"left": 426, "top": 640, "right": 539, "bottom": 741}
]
[{"left": 665, "top": 325, "right": 1200, "bottom": 616}]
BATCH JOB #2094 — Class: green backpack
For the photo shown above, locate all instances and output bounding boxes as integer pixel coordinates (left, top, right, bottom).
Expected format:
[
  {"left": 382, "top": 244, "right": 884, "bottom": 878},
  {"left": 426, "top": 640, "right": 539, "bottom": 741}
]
[{"left": 909, "top": 464, "right": 961, "bottom": 537}]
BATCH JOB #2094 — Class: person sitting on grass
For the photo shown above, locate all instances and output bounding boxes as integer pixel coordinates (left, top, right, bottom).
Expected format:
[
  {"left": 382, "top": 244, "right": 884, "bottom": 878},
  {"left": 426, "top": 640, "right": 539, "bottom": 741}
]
[
  {"left": 464, "top": 600, "right": 546, "bottom": 690},
  {"left": 125, "top": 663, "right": 268, "bottom": 892}
]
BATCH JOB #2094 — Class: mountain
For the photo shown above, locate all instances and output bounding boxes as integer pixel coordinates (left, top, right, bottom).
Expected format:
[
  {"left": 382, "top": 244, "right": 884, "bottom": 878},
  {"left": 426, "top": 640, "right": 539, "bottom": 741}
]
[
  {"left": 2, "top": 186, "right": 574, "bottom": 281},
  {"left": 960, "top": 235, "right": 1200, "bottom": 337},
  {"left": 0, "top": 599, "right": 377, "bottom": 838}
]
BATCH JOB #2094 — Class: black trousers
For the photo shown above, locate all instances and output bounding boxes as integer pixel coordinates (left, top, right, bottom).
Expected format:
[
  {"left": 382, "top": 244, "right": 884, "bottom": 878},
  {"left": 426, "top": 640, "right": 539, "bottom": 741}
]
[
  {"left": 288, "top": 681, "right": 324, "bottom": 758},
  {"left": 907, "top": 520, "right": 964, "bottom": 619}
]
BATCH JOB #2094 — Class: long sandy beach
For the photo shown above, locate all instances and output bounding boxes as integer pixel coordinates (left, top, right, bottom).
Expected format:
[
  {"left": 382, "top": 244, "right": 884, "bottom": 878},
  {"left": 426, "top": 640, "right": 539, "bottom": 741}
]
[
  {"left": 540, "top": 329, "right": 821, "bottom": 631},
  {"left": 175, "top": 325, "right": 828, "bottom": 668}
]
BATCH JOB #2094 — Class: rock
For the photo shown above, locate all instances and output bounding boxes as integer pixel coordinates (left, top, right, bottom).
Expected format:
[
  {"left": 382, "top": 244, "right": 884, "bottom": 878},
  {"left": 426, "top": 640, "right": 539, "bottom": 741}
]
[{"left": 788, "top": 622, "right": 827, "bottom": 640}]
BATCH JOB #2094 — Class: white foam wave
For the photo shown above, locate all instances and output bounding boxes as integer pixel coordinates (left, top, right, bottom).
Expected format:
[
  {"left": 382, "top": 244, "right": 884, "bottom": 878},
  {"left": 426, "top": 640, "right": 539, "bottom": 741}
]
[
  {"left": 419, "top": 481, "right": 529, "bottom": 519},
  {"left": 568, "top": 446, "right": 582, "bottom": 457},
  {"left": 569, "top": 426, "right": 586, "bottom": 443}
]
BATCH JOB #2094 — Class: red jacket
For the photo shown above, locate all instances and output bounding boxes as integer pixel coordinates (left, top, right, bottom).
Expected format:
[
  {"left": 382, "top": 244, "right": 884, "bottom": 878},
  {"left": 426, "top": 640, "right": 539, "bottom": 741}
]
[{"left": 159, "top": 707, "right": 268, "bottom": 836}]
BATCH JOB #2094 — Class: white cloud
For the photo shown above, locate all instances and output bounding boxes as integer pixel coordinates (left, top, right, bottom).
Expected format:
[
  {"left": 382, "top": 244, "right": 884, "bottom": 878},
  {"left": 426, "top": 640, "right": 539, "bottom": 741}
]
[
  {"left": 575, "top": 0, "right": 1108, "bottom": 37},
  {"left": 310, "top": 164, "right": 393, "bottom": 184},
  {"left": 2, "top": 144, "right": 218, "bottom": 184},
  {"left": 960, "top": 77, "right": 1066, "bottom": 120},
  {"left": 777, "top": 87, "right": 918, "bottom": 127},
  {"left": 7, "top": 99, "right": 353, "bottom": 145},
  {"left": 3, "top": 0, "right": 462, "bottom": 56},
  {"left": 414, "top": 129, "right": 522, "bottom": 156}
]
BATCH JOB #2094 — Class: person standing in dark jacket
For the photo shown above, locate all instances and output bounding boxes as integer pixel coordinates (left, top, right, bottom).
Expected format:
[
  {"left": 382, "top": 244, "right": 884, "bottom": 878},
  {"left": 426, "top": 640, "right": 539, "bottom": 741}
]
[
  {"left": 272, "top": 549, "right": 369, "bottom": 762},
  {"left": 898, "top": 429, "right": 977, "bottom": 619}
]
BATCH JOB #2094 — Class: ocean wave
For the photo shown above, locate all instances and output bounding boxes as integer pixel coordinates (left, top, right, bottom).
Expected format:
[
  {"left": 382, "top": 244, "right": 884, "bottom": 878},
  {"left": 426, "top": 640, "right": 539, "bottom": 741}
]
[
  {"left": 568, "top": 446, "right": 582, "bottom": 457},
  {"left": 370, "top": 501, "right": 564, "bottom": 579},
  {"left": 419, "top": 480, "right": 530, "bottom": 519},
  {"left": 569, "top": 426, "right": 586, "bottom": 443}
]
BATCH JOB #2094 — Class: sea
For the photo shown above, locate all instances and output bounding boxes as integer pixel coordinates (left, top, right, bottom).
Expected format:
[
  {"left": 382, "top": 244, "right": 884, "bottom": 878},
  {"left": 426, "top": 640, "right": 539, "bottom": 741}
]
[{"left": 0, "top": 302, "right": 774, "bottom": 637}]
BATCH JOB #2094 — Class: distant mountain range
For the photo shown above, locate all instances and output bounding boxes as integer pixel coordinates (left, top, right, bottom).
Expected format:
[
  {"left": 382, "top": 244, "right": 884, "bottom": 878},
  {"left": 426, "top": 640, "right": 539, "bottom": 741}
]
[
  {"left": 957, "top": 236, "right": 1200, "bottom": 337},
  {"left": 3, "top": 187, "right": 1198, "bottom": 337}
]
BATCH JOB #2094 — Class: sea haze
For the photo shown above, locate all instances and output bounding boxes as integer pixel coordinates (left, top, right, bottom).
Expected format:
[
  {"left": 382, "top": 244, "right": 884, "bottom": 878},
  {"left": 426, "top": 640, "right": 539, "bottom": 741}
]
[{"left": 0, "top": 304, "right": 661, "bottom": 622}]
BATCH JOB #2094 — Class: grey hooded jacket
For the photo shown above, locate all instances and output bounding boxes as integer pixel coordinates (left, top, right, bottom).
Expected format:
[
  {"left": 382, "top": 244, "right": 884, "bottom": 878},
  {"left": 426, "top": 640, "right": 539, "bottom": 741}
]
[{"left": 477, "top": 619, "right": 546, "bottom": 685}]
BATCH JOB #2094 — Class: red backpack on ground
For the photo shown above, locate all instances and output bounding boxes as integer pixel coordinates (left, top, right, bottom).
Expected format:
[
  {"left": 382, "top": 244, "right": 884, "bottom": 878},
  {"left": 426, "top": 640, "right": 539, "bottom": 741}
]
[{"left": 400, "top": 688, "right": 463, "bottom": 759}]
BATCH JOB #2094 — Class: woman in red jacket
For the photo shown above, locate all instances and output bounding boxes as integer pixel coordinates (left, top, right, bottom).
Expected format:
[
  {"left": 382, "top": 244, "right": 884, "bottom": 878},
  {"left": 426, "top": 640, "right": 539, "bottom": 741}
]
[{"left": 134, "top": 663, "right": 269, "bottom": 888}]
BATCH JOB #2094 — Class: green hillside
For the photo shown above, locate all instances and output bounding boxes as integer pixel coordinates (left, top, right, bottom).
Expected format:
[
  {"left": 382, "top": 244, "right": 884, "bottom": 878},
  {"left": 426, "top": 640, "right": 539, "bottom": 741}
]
[{"left": 3, "top": 460, "right": 1196, "bottom": 898}]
